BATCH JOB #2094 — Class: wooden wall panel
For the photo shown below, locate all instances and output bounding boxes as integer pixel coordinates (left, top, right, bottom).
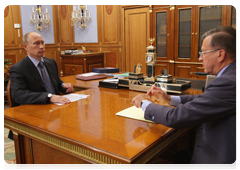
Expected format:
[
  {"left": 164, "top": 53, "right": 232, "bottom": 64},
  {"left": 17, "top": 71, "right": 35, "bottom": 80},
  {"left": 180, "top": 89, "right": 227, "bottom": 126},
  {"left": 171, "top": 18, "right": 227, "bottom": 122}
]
[
  {"left": 4, "top": 6, "right": 21, "bottom": 48},
  {"left": 49, "top": 5, "right": 58, "bottom": 47},
  {"left": 195, "top": 66, "right": 205, "bottom": 80},
  {"left": 5, "top": 5, "right": 124, "bottom": 73},
  {"left": 45, "top": 48, "right": 57, "bottom": 60},
  {"left": 102, "top": 47, "right": 122, "bottom": 69},
  {"left": 58, "top": 5, "right": 73, "bottom": 46},
  {"left": 45, "top": 48, "right": 60, "bottom": 72},
  {"left": 174, "top": 63, "right": 206, "bottom": 79},
  {"left": 102, "top": 5, "right": 120, "bottom": 45},
  {"left": 22, "top": 50, "right": 27, "bottom": 60},
  {"left": 175, "top": 65, "right": 192, "bottom": 78},
  {"left": 155, "top": 63, "right": 169, "bottom": 75},
  {"left": 196, "top": 66, "right": 204, "bottom": 73},
  {"left": 4, "top": 49, "right": 21, "bottom": 66}
]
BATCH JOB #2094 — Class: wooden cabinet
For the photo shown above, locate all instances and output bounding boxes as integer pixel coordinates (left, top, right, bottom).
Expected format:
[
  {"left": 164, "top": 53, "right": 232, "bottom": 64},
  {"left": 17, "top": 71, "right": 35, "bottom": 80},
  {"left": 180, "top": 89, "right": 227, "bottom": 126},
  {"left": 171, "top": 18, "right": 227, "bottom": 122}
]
[
  {"left": 175, "top": 6, "right": 195, "bottom": 62},
  {"left": 4, "top": 6, "right": 22, "bottom": 49},
  {"left": 152, "top": 6, "right": 175, "bottom": 76},
  {"left": 175, "top": 5, "right": 225, "bottom": 61},
  {"left": 174, "top": 5, "right": 224, "bottom": 79},
  {"left": 231, "top": 6, "right": 236, "bottom": 29},
  {"left": 195, "top": 5, "right": 223, "bottom": 59},
  {"left": 152, "top": 5, "right": 234, "bottom": 79},
  {"left": 60, "top": 53, "right": 104, "bottom": 76}
]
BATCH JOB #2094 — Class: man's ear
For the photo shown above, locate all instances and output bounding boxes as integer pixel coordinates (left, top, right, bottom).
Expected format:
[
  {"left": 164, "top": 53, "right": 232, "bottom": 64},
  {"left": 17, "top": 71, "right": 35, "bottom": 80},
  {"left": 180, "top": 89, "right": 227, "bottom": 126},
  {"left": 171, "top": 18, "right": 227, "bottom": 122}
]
[
  {"left": 23, "top": 43, "right": 28, "bottom": 51},
  {"left": 217, "top": 49, "right": 226, "bottom": 63}
]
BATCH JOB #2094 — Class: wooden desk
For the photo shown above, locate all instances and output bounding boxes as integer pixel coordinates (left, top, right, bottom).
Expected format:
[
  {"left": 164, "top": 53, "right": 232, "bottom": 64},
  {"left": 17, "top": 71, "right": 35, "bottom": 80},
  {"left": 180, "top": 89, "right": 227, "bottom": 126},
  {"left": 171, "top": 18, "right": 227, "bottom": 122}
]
[
  {"left": 4, "top": 75, "right": 202, "bottom": 164},
  {"left": 60, "top": 53, "right": 104, "bottom": 76}
]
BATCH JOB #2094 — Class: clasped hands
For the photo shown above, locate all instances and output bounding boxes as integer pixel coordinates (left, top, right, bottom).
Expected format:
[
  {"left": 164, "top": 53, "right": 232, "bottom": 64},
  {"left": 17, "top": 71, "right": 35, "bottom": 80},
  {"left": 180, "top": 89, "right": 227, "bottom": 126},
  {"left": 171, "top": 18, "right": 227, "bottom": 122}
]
[
  {"left": 132, "top": 85, "right": 171, "bottom": 108},
  {"left": 50, "top": 83, "right": 74, "bottom": 104}
]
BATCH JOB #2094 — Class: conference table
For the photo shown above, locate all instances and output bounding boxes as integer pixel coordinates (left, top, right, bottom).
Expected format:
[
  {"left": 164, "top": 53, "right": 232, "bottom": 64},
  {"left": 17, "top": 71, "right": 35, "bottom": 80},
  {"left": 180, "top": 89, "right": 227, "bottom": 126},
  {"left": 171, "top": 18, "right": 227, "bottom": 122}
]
[{"left": 4, "top": 75, "right": 202, "bottom": 164}]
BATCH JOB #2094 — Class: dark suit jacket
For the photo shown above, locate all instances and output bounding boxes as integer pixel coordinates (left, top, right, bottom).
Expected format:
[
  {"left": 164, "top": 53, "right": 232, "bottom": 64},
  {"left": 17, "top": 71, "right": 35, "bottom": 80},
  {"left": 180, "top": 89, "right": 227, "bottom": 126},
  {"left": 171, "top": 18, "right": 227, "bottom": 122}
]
[
  {"left": 9, "top": 56, "right": 67, "bottom": 106},
  {"left": 144, "top": 61, "right": 236, "bottom": 164}
]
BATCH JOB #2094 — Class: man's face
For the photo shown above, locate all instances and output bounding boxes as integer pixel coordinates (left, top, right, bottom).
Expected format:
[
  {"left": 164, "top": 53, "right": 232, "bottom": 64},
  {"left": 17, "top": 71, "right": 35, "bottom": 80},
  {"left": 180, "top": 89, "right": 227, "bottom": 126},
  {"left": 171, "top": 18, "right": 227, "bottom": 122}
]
[
  {"left": 199, "top": 35, "right": 219, "bottom": 75},
  {"left": 24, "top": 32, "right": 45, "bottom": 60}
]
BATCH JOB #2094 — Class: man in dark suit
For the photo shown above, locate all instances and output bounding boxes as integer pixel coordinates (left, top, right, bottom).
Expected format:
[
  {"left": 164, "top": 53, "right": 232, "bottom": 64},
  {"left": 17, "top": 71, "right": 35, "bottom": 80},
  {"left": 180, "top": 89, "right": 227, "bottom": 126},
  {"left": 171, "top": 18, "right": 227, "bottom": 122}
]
[
  {"left": 10, "top": 31, "right": 74, "bottom": 106},
  {"left": 132, "top": 26, "right": 236, "bottom": 164}
]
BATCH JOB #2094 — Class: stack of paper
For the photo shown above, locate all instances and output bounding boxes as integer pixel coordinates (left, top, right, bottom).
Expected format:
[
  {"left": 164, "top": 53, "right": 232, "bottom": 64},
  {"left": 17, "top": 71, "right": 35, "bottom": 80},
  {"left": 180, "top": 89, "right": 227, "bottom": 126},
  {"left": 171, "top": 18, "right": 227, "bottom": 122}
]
[
  {"left": 116, "top": 106, "right": 154, "bottom": 123},
  {"left": 53, "top": 94, "right": 89, "bottom": 105}
]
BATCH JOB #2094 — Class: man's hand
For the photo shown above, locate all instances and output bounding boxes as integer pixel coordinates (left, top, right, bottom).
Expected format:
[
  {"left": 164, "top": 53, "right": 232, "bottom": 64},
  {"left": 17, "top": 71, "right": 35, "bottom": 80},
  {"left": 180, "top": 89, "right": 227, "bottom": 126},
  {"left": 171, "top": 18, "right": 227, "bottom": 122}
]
[
  {"left": 146, "top": 85, "right": 171, "bottom": 104},
  {"left": 63, "top": 83, "right": 74, "bottom": 93},
  {"left": 132, "top": 94, "right": 147, "bottom": 108},
  {"left": 50, "top": 95, "right": 71, "bottom": 104}
]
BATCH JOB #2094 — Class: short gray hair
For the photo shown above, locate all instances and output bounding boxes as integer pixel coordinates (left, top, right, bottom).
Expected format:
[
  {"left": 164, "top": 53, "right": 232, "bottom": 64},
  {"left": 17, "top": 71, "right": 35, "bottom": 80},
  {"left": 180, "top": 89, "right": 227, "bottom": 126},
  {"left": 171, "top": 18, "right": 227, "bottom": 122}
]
[
  {"left": 22, "top": 32, "right": 38, "bottom": 44},
  {"left": 201, "top": 26, "right": 236, "bottom": 60}
]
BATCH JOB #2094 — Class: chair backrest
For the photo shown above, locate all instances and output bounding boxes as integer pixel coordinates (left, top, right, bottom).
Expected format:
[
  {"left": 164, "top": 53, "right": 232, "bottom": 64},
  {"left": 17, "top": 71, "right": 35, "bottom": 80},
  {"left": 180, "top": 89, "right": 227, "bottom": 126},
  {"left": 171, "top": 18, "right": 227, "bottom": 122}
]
[
  {"left": 205, "top": 75, "right": 216, "bottom": 89},
  {"left": 7, "top": 80, "right": 15, "bottom": 108}
]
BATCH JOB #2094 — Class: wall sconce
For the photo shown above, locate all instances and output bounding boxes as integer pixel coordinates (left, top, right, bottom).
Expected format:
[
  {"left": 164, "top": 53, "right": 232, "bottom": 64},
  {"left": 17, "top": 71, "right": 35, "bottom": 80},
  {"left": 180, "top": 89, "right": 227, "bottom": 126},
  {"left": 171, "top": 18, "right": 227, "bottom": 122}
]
[
  {"left": 71, "top": 5, "right": 91, "bottom": 30},
  {"left": 29, "top": 5, "right": 52, "bottom": 31}
]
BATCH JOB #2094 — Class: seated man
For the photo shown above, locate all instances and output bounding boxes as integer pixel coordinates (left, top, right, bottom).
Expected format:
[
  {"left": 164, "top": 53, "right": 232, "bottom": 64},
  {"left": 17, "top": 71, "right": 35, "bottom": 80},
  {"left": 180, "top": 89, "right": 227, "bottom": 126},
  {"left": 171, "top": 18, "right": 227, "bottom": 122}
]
[
  {"left": 132, "top": 26, "right": 236, "bottom": 164},
  {"left": 10, "top": 31, "right": 74, "bottom": 106}
]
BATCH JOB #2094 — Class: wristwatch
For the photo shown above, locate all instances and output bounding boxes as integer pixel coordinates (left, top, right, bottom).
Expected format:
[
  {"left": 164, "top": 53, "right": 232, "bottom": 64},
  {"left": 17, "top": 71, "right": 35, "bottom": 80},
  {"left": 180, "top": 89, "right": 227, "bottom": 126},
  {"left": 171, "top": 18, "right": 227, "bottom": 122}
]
[
  {"left": 46, "top": 93, "right": 52, "bottom": 103},
  {"left": 141, "top": 100, "right": 147, "bottom": 108}
]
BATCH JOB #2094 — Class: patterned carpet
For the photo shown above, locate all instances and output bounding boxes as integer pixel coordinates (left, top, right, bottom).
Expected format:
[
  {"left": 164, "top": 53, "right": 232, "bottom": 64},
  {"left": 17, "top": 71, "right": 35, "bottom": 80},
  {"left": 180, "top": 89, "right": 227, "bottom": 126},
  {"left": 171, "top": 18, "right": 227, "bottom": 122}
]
[
  {"left": 4, "top": 102, "right": 16, "bottom": 164},
  {"left": 4, "top": 128, "right": 16, "bottom": 164}
]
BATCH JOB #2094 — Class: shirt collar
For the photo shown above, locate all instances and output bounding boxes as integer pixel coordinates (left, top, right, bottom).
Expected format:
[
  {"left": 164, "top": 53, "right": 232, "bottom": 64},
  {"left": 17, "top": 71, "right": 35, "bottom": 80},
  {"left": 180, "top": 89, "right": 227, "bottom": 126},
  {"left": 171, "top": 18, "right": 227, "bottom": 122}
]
[
  {"left": 217, "top": 64, "right": 230, "bottom": 78},
  {"left": 27, "top": 55, "right": 44, "bottom": 67}
]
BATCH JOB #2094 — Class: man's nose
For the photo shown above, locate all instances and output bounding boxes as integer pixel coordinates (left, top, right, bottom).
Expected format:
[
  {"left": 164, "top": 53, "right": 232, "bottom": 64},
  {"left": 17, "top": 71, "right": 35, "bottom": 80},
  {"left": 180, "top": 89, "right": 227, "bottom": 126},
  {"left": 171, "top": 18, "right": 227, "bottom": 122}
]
[{"left": 40, "top": 44, "right": 44, "bottom": 48}]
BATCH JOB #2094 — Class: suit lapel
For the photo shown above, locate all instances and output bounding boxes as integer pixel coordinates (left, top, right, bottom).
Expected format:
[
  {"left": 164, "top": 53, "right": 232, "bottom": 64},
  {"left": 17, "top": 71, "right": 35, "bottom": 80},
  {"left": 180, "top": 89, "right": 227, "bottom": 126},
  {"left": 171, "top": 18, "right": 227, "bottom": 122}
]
[{"left": 25, "top": 57, "right": 45, "bottom": 89}]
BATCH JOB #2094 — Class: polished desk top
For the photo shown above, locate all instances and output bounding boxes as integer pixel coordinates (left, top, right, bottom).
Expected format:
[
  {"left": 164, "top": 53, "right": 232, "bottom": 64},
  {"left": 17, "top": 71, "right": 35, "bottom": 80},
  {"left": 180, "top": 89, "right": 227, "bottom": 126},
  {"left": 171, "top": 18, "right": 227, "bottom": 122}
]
[{"left": 4, "top": 75, "right": 203, "bottom": 163}]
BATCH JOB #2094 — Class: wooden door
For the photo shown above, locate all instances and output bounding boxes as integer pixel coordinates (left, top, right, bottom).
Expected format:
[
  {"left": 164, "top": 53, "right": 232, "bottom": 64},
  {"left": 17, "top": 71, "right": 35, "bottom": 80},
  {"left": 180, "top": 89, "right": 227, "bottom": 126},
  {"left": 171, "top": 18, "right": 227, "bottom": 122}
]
[{"left": 124, "top": 7, "right": 150, "bottom": 74}]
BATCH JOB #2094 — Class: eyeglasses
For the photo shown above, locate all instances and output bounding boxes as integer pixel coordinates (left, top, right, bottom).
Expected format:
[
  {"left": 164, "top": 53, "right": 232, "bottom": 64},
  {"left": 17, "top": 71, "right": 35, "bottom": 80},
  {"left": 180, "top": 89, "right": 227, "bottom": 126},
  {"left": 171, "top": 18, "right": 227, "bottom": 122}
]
[{"left": 199, "top": 49, "right": 221, "bottom": 57}]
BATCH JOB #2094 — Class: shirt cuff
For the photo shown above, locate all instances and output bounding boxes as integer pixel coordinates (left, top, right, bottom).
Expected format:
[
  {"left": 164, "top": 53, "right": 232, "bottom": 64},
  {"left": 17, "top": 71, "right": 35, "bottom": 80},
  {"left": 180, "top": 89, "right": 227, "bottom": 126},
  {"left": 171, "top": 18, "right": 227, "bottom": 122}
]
[
  {"left": 141, "top": 100, "right": 152, "bottom": 112},
  {"left": 169, "top": 96, "right": 181, "bottom": 106}
]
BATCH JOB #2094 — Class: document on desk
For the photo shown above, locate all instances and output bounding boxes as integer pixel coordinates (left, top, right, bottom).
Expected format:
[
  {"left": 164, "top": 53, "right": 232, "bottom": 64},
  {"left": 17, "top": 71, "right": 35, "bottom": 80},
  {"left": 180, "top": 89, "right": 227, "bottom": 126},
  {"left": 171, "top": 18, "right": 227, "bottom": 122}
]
[
  {"left": 53, "top": 94, "right": 89, "bottom": 105},
  {"left": 116, "top": 106, "right": 154, "bottom": 123}
]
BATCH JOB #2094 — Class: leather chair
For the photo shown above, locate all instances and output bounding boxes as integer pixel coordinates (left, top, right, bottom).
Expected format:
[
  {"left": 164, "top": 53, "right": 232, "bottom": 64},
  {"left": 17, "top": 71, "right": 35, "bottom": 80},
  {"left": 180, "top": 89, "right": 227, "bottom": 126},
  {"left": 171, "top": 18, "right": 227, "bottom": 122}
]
[
  {"left": 7, "top": 80, "right": 15, "bottom": 108},
  {"left": 6, "top": 80, "right": 14, "bottom": 140}
]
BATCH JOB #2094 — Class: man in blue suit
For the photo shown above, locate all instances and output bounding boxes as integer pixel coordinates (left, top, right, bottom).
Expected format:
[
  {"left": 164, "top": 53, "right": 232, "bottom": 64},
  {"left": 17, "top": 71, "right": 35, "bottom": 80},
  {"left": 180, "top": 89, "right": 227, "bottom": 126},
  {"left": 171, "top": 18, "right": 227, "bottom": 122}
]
[{"left": 132, "top": 26, "right": 236, "bottom": 164}]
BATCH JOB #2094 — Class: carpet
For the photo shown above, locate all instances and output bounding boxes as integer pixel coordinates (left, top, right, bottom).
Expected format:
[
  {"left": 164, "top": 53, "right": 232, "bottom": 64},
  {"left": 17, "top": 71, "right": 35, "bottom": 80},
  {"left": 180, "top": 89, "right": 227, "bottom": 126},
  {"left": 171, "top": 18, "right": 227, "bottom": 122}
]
[
  {"left": 4, "top": 102, "right": 16, "bottom": 164},
  {"left": 4, "top": 128, "right": 16, "bottom": 164}
]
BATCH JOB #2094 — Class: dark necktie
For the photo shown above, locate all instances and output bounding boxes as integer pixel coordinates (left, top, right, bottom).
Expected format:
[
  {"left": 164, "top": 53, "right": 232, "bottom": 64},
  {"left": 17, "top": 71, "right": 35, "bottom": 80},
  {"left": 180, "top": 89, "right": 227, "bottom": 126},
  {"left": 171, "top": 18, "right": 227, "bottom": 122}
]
[{"left": 38, "top": 61, "right": 55, "bottom": 94}]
